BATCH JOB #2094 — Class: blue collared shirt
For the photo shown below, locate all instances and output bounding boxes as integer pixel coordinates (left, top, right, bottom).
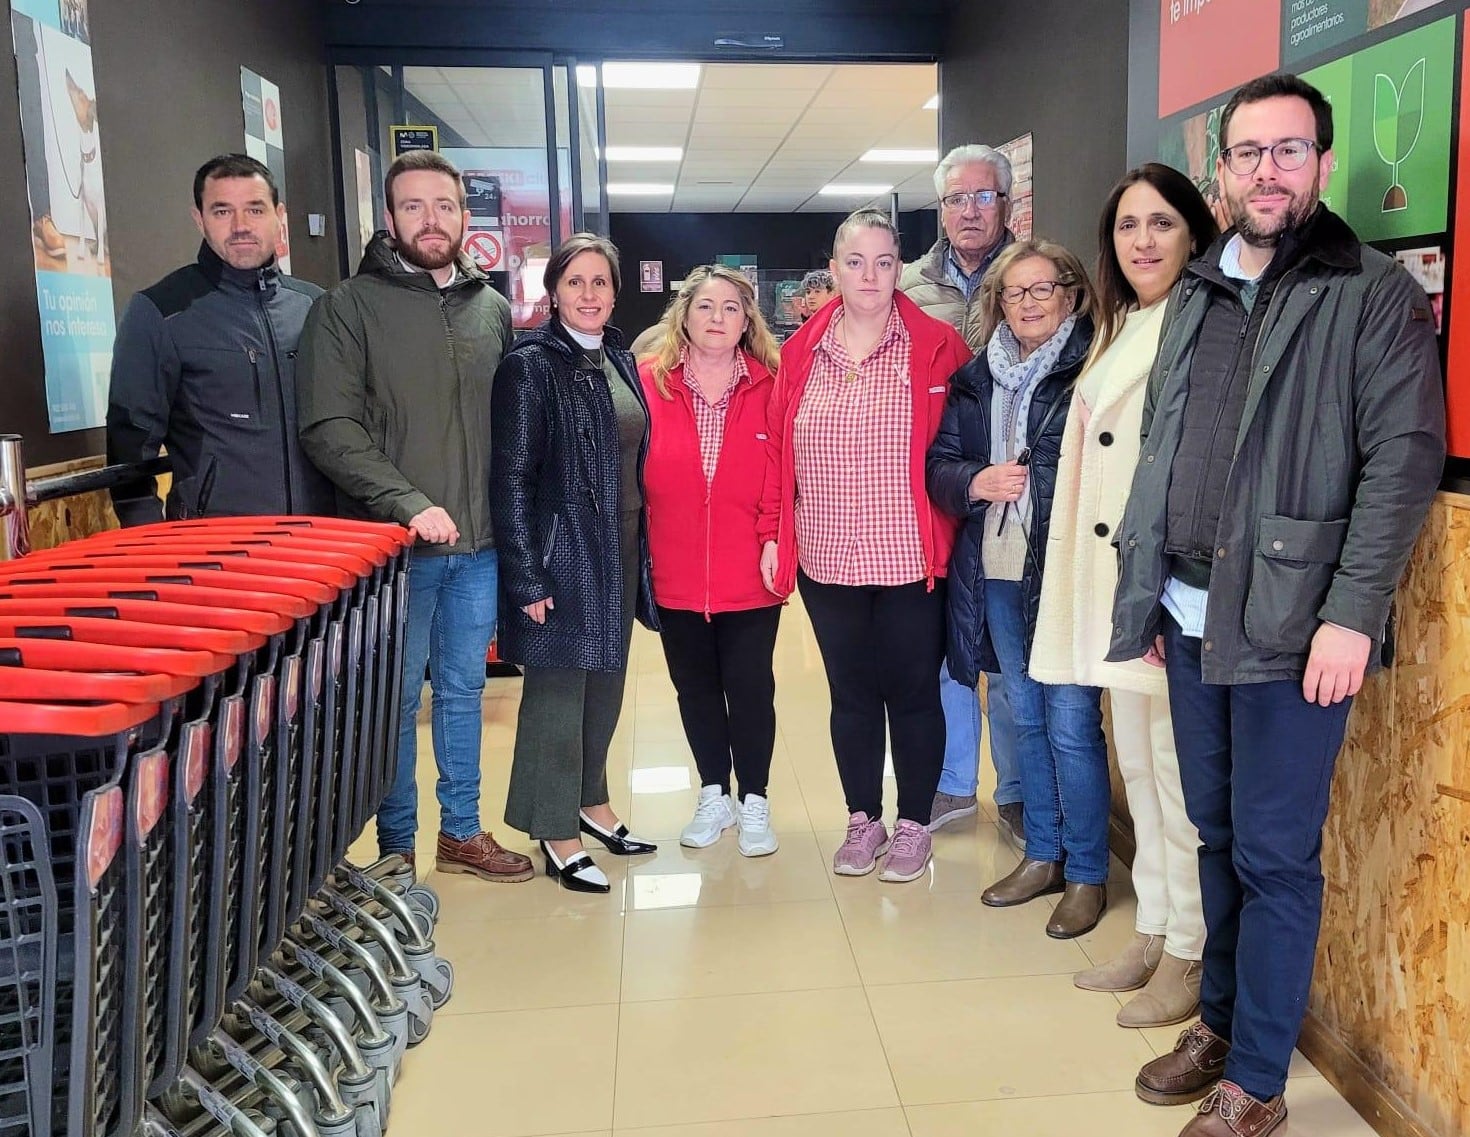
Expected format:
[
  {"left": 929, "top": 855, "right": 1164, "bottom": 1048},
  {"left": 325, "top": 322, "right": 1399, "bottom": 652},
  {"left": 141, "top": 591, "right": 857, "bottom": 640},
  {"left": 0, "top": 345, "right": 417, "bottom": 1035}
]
[{"left": 941, "top": 231, "right": 1014, "bottom": 302}]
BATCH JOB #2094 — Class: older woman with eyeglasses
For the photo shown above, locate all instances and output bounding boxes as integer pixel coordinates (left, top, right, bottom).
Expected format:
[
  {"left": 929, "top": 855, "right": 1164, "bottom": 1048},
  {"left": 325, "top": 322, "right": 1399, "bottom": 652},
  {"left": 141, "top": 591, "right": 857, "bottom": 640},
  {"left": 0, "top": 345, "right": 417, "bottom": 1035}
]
[{"left": 928, "top": 239, "right": 1109, "bottom": 938}]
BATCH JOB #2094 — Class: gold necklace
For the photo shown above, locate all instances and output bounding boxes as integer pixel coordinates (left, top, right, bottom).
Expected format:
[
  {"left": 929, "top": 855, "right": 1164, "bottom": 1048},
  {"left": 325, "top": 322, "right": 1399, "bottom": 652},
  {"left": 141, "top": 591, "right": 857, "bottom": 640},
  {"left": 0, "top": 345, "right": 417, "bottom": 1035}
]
[{"left": 839, "top": 315, "right": 878, "bottom": 382}]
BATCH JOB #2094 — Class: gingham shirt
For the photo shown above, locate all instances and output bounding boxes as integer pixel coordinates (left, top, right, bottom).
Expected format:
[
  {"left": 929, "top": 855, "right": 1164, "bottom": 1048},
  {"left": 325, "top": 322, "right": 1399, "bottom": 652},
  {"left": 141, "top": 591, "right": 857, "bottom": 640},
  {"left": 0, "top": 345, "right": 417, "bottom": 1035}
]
[
  {"left": 792, "top": 305, "right": 926, "bottom": 586},
  {"left": 681, "top": 348, "right": 750, "bottom": 485}
]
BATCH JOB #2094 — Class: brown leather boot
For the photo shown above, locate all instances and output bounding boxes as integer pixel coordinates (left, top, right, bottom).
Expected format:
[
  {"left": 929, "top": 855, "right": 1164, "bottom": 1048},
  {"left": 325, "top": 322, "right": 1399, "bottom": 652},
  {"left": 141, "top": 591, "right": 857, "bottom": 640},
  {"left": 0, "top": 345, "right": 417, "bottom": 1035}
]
[
  {"left": 981, "top": 858, "right": 1064, "bottom": 906},
  {"left": 436, "top": 830, "right": 534, "bottom": 882},
  {"left": 1046, "top": 882, "right": 1107, "bottom": 938},
  {"left": 1136, "top": 1021, "right": 1230, "bottom": 1105},
  {"left": 1179, "top": 1081, "right": 1287, "bottom": 1135}
]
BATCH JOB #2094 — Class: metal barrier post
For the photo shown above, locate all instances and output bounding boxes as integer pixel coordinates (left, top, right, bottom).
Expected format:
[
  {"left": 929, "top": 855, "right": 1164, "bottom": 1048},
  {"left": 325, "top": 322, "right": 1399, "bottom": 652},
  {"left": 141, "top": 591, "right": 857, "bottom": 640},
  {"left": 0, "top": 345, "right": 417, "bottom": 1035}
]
[{"left": 0, "top": 434, "right": 29, "bottom": 561}]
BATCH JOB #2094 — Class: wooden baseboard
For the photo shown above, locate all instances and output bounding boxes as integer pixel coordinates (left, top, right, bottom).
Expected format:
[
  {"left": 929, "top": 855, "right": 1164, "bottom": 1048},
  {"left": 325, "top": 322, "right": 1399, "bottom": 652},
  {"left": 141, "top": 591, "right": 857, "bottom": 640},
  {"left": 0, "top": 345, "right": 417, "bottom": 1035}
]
[
  {"left": 1108, "top": 810, "right": 1136, "bottom": 867},
  {"left": 1296, "top": 1013, "right": 1437, "bottom": 1137}
]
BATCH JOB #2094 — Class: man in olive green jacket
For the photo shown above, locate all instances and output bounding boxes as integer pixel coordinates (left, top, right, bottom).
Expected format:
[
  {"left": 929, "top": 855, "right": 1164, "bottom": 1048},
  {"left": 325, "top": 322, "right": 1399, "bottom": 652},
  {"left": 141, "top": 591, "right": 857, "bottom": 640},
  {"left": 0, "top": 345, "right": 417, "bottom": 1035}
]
[
  {"left": 298, "top": 150, "right": 532, "bottom": 885},
  {"left": 1108, "top": 77, "right": 1443, "bottom": 1137}
]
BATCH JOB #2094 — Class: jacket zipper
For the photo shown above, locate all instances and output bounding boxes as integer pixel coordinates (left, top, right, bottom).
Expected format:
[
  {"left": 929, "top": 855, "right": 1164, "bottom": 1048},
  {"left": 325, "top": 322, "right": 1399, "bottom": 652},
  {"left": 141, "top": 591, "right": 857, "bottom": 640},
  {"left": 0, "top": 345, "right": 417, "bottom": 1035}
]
[
  {"left": 256, "top": 284, "right": 295, "bottom": 512},
  {"left": 439, "top": 289, "right": 476, "bottom": 547},
  {"left": 541, "top": 513, "right": 560, "bottom": 568},
  {"left": 703, "top": 388, "right": 718, "bottom": 620}
]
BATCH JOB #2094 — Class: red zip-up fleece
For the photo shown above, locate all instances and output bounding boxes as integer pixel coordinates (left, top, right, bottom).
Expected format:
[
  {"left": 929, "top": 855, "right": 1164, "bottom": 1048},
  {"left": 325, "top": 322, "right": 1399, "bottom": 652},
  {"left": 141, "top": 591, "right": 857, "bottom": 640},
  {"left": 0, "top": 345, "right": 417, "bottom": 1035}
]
[
  {"left": 640, "top": 351, "right": 783, "bottom": 616},
  {"left": 756, "top": 290, "right": 972, "bottom": 599}
]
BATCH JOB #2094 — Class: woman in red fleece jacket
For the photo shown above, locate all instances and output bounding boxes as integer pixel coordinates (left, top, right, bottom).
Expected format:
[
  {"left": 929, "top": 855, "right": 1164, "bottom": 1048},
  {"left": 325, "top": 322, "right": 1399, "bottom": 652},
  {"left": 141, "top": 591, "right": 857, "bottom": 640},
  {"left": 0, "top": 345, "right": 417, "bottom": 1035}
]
[
  {"left": 757, "top": 209, "right": 970, "bottom": 883},
  {"left": 640, "top": 265, "right": 785, "bottom": 857}
]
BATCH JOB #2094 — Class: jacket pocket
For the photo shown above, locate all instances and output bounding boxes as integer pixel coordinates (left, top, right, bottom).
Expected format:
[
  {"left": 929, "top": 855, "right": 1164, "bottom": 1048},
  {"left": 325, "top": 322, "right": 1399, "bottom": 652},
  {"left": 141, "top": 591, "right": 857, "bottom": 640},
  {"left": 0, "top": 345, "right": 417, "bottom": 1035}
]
[
  {"left": 541, "top": 512, "right": 561, "bottom": 569},
  {"left": 1242, "top": 515, "right": 1348, "bottom": 654}
]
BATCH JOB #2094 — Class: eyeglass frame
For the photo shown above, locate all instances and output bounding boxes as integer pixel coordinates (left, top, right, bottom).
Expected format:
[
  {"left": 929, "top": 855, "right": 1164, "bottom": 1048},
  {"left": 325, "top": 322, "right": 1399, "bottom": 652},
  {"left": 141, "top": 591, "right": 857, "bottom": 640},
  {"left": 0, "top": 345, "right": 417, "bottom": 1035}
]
[
  {"left": 998, "top": 279, "right": 1069, "bottom": 306},
  {"left": 1218, "top": 138, "right": 1319, "bottom": 177},
  {"left": 939, "top": 189, "right": 1008, "bottom": 211}
]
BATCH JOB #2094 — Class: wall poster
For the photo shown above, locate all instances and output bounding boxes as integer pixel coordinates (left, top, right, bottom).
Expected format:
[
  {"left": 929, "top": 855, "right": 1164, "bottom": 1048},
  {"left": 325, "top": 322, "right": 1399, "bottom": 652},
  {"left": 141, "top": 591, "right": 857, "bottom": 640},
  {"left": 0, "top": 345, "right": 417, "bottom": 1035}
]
[
  {"left": 996, "top": 131, "right": 1035, "bottom": 240},
  {"left": 240, "top": 66, "right": 290, "bottom": 273},
  {"left": 1132, "top": 0, "right": 1470, "bottom": 461},
  {"left": 10, "top": 0, "right": 116, "bottom": 433}
]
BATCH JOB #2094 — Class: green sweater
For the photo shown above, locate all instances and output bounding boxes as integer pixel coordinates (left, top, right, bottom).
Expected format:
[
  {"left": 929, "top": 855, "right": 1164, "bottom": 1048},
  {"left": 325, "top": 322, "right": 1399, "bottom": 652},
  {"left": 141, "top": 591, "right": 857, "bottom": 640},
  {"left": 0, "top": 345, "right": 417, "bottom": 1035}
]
[{"left": 297, "top": 232, "right": 514, "bottom": 554}]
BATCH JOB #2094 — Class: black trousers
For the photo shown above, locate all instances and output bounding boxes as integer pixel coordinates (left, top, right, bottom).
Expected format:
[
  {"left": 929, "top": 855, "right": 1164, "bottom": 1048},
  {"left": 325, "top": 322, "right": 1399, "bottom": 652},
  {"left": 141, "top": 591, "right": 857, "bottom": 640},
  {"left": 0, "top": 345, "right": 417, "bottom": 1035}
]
[
  {"left": 796, "top": 572, "right": 947, "bottom": 824},
  {"left": 657, "top": 604, "right": 781, "bottom": 800}
]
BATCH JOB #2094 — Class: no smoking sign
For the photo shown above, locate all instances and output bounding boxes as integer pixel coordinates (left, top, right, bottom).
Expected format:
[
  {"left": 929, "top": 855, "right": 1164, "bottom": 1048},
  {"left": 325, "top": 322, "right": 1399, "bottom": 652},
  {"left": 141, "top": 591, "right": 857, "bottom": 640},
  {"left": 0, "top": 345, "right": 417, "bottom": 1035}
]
[{"left": 465, "top": 230, "right": 504, "bottom": 270}]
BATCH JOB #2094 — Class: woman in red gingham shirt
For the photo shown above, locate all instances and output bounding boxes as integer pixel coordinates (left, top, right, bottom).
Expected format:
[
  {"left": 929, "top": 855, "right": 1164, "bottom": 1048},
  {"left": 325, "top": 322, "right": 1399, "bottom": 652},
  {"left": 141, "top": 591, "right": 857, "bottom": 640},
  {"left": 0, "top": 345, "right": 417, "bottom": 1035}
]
[
  {"left": 640, "top": 266, "right": 784, "bottom": 857},
  {"left": 758, "top": 209, "right": 971, "bottom": 883}
]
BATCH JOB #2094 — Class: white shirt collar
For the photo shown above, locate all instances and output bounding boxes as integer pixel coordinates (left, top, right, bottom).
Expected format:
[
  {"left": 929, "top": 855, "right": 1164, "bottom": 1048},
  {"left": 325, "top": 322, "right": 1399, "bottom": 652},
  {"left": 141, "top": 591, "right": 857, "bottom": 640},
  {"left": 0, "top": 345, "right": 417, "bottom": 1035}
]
[
  {"left": 396, "top": 252, "right": 461, "bottom": 287},
  {"left": 1218, "top": 234, "right": 1264, "bottom": 283},
  {"left": 561, "top": 323, "right": 604, "bottom": 350}
]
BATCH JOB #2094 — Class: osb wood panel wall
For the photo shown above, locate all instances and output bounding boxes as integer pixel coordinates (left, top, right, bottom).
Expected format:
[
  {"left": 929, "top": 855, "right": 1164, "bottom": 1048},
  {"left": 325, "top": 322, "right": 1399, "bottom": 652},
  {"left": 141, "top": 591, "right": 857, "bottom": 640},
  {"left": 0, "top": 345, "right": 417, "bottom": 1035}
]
[
  {"left": 21, "top": 457, "right": 118, "bottom": 553},
  {"left": 1312, "top": 491, "right": 1470, "bottom": 1136}
]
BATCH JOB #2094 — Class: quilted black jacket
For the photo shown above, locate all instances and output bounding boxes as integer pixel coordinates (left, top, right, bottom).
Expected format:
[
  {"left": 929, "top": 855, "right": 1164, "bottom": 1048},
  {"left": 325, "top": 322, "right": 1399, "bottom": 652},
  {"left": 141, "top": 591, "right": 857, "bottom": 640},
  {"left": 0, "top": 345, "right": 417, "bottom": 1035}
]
[{"left": 490, "top": 321, "right": 658, "bottom": 671}]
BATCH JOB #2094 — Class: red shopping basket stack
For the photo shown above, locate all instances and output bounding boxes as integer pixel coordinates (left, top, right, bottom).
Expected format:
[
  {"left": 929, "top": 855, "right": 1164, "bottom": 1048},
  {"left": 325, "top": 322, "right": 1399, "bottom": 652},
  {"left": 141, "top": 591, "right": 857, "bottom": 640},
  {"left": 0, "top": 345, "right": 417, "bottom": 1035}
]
[{"left": 0, "top": 516, "right": 440, "bottom": 1137}]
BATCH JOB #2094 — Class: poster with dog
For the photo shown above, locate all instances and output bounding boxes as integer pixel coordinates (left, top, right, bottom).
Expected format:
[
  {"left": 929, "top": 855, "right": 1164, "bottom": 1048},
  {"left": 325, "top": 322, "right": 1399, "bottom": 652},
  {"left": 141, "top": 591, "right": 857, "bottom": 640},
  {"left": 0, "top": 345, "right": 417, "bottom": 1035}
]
[{"left": 10, "top": 0, "right": 116, "bottom": 432}]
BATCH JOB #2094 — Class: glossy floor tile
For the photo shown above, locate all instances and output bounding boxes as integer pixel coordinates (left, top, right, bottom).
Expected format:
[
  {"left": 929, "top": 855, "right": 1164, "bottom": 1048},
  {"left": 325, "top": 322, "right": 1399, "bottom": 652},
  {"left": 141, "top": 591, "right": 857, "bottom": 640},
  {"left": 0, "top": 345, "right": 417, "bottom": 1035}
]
[{"left": 378, "top": 600, "right": 1378, "bottom": 1137}]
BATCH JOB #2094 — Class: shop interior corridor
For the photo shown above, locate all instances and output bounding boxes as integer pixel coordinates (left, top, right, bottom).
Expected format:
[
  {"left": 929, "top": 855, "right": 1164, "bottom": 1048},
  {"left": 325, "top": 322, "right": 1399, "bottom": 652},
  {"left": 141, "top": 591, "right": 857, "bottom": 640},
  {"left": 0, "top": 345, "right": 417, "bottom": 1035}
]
[{"left": 352, "top": 597, "right": 1380, "bottom": 1137}]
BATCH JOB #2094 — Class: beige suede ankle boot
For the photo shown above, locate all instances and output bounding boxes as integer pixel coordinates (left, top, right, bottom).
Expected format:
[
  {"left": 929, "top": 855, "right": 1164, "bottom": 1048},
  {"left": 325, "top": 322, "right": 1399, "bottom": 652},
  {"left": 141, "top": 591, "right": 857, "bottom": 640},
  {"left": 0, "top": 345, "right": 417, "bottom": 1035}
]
[
  {"left": 1116, "top": 951, "right": 1202, "bottom": 1028},
  {"left": 1073, "top": 931, "right": 1164, "bottom": 992}
]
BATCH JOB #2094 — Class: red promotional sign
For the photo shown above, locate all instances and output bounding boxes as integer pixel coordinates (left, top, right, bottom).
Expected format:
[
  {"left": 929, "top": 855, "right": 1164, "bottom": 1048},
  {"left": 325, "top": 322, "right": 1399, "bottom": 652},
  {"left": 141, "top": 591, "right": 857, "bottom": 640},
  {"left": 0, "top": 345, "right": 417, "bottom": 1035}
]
[
  {"left": 1445, "top": 42, "right": 1470, "bottom": 457},
  {"left": 1157, "top": 0, "right": 1279, "bottom": 117}
]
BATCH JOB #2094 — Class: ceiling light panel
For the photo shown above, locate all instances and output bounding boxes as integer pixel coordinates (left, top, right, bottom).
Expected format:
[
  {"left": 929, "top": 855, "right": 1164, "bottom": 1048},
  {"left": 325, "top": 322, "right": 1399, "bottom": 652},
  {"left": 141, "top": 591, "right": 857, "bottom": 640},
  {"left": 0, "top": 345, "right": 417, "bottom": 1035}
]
[
  {"left": 818, "top": 183, "right": 893, "bottom": 196},
  {"left": 604, "top": 146, "right": 683, "bottom": 162},
  {"left": 579, "top": 62, "right": 701, "bottom": 89},
  {"left": 862, "top": 148, "right": 939, "bottom": 163}
]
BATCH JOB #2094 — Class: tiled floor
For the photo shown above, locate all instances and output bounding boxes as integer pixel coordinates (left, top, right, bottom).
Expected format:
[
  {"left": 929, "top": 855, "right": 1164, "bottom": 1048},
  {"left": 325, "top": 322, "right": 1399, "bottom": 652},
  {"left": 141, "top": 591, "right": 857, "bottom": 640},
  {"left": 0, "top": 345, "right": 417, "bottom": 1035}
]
[{"left": 352, "top": 598, "right": 1378, "bottom": 1137}]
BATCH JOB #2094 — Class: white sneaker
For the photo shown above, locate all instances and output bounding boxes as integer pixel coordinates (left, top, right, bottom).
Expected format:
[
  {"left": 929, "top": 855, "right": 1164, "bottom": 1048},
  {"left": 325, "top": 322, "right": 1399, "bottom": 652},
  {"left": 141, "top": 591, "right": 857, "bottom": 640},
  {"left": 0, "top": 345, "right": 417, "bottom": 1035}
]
[
  {"left": 736, "top": 793, "right": 779, "bottom": 857},
  {"left": 681, "top": 785, "right": 737, "bottom": 848}
]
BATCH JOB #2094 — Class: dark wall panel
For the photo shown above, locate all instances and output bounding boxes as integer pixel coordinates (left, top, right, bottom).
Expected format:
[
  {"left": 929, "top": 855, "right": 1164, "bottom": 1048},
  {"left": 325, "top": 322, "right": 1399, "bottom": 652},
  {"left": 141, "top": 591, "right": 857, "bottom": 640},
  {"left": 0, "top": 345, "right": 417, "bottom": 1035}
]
[
  {"left": 0, "top": 0, "right": 337, "bottom": 467},
  {"left": 608, "top": 209, "right": 939, "bottom": 340},
  {"left": 939, "top": 0, "right": 1130, "bottom": 265}
]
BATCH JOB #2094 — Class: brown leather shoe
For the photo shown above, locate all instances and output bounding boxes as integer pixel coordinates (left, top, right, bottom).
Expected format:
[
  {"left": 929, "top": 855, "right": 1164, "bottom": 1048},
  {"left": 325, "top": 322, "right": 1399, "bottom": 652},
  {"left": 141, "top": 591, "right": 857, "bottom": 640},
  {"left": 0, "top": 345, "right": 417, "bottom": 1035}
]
[
  {"left": 1136, "top": 1021, "right": 1230, "bottom": 1106},
  {"left": 1179, "top": 1082, "right": 1287, "bottom": 1135},
  {"left": 436, "top": 830, "right": 534, "bottom": 883},
  {"left": 1046, "top": 882, "right": 1107, "bottom": 938},
  {"left": 981, "top": 858, "right": 1065, "bottom": 906},
  {"left": 32, "top": 215, "right": 65, "bottom": 256}
]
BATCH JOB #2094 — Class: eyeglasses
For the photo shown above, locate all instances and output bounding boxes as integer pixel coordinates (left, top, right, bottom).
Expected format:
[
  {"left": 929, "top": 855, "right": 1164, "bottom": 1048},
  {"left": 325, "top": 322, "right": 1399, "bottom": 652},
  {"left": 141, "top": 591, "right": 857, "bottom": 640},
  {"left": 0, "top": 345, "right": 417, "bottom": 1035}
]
[
  {"left": 940, "top": 189, "right": 1007, "bottom": 211},
  {"left": 1219, "top": 138, "right": 1317, "bottom": 176},
  {"left": 999, "top": 280, "right": 1065, "bottom": 305}
]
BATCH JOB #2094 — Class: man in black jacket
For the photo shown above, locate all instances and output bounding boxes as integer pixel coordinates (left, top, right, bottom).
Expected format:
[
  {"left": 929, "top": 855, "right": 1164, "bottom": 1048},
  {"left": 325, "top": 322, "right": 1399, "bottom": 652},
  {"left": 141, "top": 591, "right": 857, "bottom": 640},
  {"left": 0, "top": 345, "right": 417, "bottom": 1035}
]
[
  {"left": 107, "top": 154, "right": 334, "bottom": 524},
  {"left": 1108, "top": 76, "right": 1444, "bottom": 1137}
]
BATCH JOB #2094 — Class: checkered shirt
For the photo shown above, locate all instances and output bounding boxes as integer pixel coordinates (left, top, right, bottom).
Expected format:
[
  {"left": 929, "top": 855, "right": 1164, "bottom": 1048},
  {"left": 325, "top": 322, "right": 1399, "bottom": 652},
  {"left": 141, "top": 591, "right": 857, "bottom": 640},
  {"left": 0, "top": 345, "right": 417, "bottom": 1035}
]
[
  {"left": 680, "top": 348, "right": 750, "bottom": 485},
  {"left": 791, "top": 304, "right": 926, "bottom": 586}
]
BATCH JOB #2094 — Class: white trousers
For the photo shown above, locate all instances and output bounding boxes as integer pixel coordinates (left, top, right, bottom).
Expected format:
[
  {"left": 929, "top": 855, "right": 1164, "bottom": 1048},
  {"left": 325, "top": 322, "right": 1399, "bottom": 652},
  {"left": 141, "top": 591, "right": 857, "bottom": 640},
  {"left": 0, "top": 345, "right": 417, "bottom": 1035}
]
[{"left": 1109, "top": 689, "right": 1205, "bottom": 959}]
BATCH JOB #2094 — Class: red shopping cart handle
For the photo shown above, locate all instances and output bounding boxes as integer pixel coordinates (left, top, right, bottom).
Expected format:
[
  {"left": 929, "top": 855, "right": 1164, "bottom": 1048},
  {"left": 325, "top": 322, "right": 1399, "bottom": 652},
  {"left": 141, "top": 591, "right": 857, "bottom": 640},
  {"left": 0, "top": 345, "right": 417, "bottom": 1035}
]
[
  {"left": 124, "top": 516, "right": 410, "bottom": 547},
  {"left": 20, "top": 547, "right": 360, "bottom": 590},
  {"left": 0, "top": 697, "right": 159, "bottom": 736},
  {"left": 0, "top": 580, "right": 317, "bottom": 620},
  {"left": 0, "top": 597, "right": 293, "bottom": 637},
  {"left": 0, "top": 635, "right": 228, "bottom": 677},
  {"left": 0, "top": 563, "right": 336, "bottom": 605},
  {"left": 0, "top": 614, "right": 259, "bottom": 662},
  {"left": 79, "top": 534, "right": 378, "bottom": 575},
  {"left": 145, "top": 520, "right": 409, "bottom": 558},
  {"left": 86, "top": 529, "right": 389, "bottom": 570},
  {"left": 2, "top": 552, "right": 353, "bottom": 592},
  {"left": 0, "top": 663, "right": 196, "bottom": 704}
]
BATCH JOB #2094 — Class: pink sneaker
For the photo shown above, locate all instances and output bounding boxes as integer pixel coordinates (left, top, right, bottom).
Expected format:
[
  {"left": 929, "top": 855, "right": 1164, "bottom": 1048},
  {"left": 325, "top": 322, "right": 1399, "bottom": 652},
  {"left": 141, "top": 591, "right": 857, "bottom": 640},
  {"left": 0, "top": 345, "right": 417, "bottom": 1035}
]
[
  {"left": 833, "top": 812, "right": 889, "bottom": 876},
  {"left": 879, "top": 819, "right": 933, "bottom": 882}
]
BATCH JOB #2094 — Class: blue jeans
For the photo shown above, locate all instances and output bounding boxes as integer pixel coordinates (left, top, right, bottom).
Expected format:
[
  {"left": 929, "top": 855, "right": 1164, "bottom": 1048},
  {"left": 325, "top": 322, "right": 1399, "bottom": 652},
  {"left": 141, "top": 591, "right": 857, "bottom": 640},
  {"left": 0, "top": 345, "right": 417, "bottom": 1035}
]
[
  {"left": 938, "top": 667, "right": 1020, "bottom": 806},
  {"left": 376, "top": 549, "right": 498, "bottom": 853},
  {"left": 983, "top": 579, "right": 1109, "bottom": 884},
  {"left": 1163, "top": 617, "right": 1352, "bottom": 1100}
]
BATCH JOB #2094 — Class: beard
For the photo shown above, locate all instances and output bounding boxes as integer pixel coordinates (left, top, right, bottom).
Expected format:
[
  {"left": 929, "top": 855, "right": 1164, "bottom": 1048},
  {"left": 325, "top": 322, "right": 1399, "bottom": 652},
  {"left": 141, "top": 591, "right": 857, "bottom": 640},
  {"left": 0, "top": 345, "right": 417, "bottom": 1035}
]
[
  {"left": 1224, "top": 182, "right": 1319, "bottom": 248},
  {"left": 398, "top": 228, "right": 461, "bottom": 270}
]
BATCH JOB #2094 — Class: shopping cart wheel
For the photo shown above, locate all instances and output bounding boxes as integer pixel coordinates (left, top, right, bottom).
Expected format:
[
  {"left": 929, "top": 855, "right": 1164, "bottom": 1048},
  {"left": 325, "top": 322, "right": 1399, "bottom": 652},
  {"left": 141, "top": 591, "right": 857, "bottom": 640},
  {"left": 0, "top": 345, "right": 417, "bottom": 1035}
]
[
  {"left": 406, "top": 1009, "right": 432, "bottom": 1048},
  {"left": 403, "top": 883, "right": 439, "bottom": 922},
  {"left": 354, "top": 1103, "right": 383, "bottom": 1137},
  {"left": 408, "top": 905, "right": 434, "bottom": 942},
  {"left": 427, "top": 957, "right": 455, "bottom": 1009}
]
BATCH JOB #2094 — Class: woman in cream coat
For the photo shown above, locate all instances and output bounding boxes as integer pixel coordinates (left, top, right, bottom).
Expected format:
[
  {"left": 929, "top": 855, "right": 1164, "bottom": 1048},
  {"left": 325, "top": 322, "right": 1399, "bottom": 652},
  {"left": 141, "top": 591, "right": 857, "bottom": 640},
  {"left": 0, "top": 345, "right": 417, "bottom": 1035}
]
[{"left": 1031, "top": 164, "right": 1217, "bottom": 1028}]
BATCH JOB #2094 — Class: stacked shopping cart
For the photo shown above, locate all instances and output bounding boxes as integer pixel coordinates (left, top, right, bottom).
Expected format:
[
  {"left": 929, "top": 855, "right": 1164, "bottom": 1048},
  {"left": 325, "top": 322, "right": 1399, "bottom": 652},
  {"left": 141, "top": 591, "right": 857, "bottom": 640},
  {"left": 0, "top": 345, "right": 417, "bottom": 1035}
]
[{"left": 0, "top": 517, "right": 452, "bottom": 1137}]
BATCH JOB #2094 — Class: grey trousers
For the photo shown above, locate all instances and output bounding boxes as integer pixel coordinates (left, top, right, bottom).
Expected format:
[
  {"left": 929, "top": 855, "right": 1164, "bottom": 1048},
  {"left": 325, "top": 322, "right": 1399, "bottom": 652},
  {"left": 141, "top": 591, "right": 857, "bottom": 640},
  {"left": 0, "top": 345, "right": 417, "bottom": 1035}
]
[{"left": 505, "top": 509, "right": 638, "bottom": 841}]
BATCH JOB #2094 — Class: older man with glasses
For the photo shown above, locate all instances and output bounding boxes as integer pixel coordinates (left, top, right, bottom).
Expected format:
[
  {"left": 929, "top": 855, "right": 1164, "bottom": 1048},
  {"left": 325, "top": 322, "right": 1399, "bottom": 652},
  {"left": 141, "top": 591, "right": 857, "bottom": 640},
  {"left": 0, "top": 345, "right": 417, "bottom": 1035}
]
[{"left": 901, "top": 144, "right": 1023, "bottom": 850}]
